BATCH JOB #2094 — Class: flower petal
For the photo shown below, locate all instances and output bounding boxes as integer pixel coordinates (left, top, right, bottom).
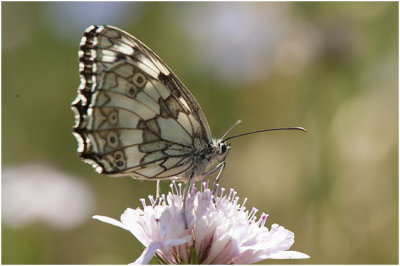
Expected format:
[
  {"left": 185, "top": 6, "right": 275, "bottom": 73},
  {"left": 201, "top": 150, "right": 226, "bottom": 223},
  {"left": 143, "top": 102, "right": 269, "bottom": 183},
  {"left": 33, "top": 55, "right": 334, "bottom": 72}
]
[
  {"left": 121, "top": 208, "right": 159, "bottom": 246},
  {"left": 131, "top": 242, "right": 163, "bottom": 265},
  {"left": 268, "top": 250, "right": 310, "bottom": 259},
  {"left": 92, "top": 215, "right": 128, "bottom": 230},
  {"left": 164, "top": 235, "right": 192, "bottom": 248}
]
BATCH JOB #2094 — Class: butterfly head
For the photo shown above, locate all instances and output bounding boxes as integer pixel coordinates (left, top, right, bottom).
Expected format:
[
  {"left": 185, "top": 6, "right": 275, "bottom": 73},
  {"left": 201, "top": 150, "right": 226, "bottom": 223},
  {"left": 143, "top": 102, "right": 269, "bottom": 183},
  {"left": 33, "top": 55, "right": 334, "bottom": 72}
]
[{"left": 213, "top": 139, "right": 231, "bottom": 162}]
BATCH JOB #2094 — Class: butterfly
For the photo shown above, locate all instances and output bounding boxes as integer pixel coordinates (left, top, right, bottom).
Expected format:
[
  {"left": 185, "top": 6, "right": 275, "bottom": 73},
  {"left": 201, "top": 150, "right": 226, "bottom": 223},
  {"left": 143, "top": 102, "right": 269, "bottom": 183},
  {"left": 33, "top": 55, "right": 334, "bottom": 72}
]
[{"left": 71, "top": 25, "right": 306, "bottom": 227}]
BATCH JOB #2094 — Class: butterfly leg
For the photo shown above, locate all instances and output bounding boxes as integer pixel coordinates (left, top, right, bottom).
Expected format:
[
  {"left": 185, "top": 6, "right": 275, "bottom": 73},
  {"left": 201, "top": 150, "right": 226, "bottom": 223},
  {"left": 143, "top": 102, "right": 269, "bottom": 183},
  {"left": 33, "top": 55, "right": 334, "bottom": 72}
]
[
  {"left": 156, "top": 180, "right": 160, "bottom": 199},
  {"left": 182, "top": 172, "right": 194, "bottom": 229},
  {"left": 202, "top": 161, "right": 226, "bottom": 196},
  {"left": 213, "top": 162, "right": 226, "bottom": 203},
  {"left": 152, "top": 180, "right": 161, "bottom": 207}
]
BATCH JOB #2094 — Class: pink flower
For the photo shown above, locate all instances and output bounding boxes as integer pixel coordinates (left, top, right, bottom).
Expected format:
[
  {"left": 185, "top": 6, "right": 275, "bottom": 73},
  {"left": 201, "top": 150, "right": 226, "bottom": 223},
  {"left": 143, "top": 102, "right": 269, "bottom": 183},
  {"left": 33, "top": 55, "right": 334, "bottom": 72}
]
[{"left": 93, "top": 181, "right": 309, "bottom": 264}]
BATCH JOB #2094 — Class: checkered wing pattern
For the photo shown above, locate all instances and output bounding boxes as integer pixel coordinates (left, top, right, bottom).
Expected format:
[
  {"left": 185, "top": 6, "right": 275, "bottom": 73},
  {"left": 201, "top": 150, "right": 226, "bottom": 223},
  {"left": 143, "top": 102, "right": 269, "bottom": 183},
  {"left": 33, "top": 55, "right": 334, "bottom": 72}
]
[{"left": 72, "top": 25, "right": 213, "bottom": 180}]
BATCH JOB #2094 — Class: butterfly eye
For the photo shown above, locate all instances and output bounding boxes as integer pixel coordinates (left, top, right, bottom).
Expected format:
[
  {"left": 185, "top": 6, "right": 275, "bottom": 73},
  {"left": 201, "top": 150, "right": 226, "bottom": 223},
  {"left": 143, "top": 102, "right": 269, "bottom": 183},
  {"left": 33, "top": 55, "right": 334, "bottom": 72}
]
[{"left": 219, "top": 143, "right": 227, "bottom": 154}]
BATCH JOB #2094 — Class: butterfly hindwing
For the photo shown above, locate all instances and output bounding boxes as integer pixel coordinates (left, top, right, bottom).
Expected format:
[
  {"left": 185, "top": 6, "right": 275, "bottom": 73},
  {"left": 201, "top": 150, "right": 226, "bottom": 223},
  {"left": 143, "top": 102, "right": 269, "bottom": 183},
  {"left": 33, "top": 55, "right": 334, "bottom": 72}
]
[{"left": 72, "top": 25, "right": 211, "bottom": 180}]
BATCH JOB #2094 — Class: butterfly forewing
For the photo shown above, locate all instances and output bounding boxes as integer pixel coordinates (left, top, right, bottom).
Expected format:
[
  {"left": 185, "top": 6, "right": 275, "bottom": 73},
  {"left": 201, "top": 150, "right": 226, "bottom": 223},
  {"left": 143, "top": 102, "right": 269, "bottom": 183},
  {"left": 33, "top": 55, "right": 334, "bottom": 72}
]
[{"left": 72, "top": 25, "right": 212, "bottom": 180}]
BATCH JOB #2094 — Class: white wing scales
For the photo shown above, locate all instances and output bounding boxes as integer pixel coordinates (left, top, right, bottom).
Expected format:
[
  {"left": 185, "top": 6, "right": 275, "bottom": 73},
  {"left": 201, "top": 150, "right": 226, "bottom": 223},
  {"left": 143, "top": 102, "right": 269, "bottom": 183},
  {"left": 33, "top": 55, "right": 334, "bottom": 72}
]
[{"left": 72, "top": 25, "right": 212, "bottom": 180}]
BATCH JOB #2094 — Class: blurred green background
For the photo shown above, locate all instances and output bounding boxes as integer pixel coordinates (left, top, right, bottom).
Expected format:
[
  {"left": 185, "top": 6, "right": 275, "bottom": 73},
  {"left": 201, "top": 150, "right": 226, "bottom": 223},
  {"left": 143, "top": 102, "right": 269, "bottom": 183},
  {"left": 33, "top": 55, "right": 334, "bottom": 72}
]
[{"left": 2, "top": 2, "right": 398, "bottom": 264}]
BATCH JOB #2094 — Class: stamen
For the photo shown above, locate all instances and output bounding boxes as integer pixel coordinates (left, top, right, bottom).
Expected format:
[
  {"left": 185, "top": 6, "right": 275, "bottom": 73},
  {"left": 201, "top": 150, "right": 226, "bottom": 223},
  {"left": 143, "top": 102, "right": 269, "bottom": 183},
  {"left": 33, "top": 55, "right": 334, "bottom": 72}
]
[
  {"left": 259, "top": 213, "right": 268, "bottom": 227},
  {"left": 191, "top": 182, "right": 196, "bottom": 193},
  {"left": 178, "top": 183, "right": 182, "bottom": 196},
  {"left": 140, "top": 198, "right": 146, "bottom": 208},
  {"left": 233, "top": 196, "right": 239, "bottom": 205},
  {"left": 148, "top": 195, "right": 155, "bottom": 206},
  {"left": 230, "top": 191, "right": 238, "bottom": 203},
  {"left": 240, "top": 198, "right": 248, "bottom": 212},
  {"left": 214, "top": 183, "right": 220, "bottom": 196},
  {"left": 161, "top": 194, "right": 166, "bottom": 204},
  {"left": 256, "top": 213, "right": 264, "bottom": 226},
  {"left": 228, "top": 188, "right": 234, "bottom": 200},
  {"left": 248, "top": 207, "right": 258, "bottom": 221},
  {"left": 174, "top": 181, "right": 179, "bottom": 195},
  {"left": 220, "top": 187, "right": 225, "bottom": 198}
]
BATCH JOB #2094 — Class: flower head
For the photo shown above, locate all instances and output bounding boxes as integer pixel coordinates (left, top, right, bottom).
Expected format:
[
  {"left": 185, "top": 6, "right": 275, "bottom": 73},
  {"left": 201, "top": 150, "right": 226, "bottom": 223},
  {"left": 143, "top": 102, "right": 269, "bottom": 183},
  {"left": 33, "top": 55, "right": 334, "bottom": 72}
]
[{"left": 94, "top": 181, "right": 309, "bottom": 264}]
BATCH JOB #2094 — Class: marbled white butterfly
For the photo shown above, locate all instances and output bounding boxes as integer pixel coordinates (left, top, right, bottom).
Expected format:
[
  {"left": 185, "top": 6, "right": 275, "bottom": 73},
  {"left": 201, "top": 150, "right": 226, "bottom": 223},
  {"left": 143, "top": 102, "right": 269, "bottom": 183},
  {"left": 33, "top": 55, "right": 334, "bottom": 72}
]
[{"left": 72, "top": 25, "right": 306, "bottom": 227}]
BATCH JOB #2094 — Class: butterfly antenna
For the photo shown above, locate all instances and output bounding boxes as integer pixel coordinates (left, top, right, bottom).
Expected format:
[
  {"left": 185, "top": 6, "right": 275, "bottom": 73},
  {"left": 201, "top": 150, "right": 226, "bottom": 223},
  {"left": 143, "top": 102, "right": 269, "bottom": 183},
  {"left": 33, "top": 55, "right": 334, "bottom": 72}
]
[
  {"left": 223, "top": 127, "right": 307, "bottom": 142},
  {"left": 220, "top": 120, "right": 243, "bottom": 140}
]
